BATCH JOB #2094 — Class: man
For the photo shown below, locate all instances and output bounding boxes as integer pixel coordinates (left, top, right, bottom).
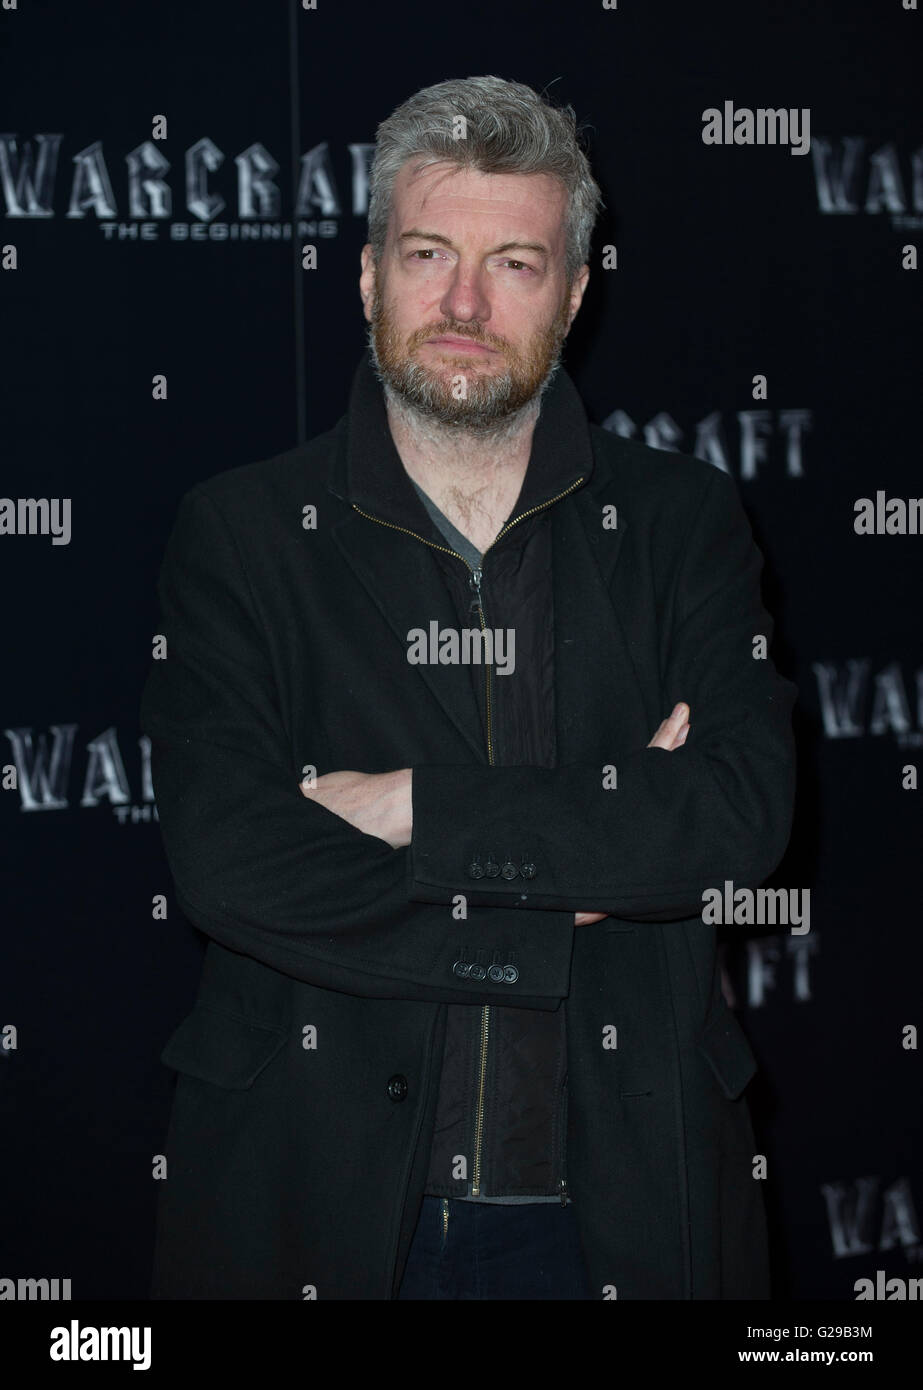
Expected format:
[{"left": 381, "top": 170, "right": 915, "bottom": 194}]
[{"left": 142, "top": 75, "right": 796, "bottom": 1301}]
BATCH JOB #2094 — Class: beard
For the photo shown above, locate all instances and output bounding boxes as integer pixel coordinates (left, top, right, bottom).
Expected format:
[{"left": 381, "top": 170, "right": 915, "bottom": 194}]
[{"left": 365, "top": 277, "right": 571, "bottom": 440}]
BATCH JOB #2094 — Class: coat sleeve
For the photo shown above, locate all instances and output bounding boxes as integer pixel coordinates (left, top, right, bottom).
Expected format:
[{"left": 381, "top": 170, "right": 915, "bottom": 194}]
[
  {"left": 141, "top": 486, "right": 575, "bottom": 1006},
  {"left": 408, "top": 468, "right": 798, "bottom": 921}
]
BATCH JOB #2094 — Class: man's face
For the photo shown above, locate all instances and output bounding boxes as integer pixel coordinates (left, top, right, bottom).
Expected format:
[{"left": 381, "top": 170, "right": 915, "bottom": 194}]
[{"left": 359, "top": 161, "right": 589, "bottom": 431}]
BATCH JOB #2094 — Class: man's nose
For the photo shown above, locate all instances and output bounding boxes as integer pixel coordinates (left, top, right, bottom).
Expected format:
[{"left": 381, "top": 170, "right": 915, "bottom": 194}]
[{"left": 439, "top": 267, "right": 491, "bottom": 325}]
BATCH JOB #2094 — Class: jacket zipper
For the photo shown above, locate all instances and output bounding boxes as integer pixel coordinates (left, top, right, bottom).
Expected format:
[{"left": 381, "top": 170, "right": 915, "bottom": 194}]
[
  {"left": 353, "top": 474, "right": 586, "bottom": 1203},
  {"left": 470, "top": 1001, "right": 490, "bottom": 1196},
  {"left": 468, "top": 561, "right": 490, "bottom": 1198},
  {"left": 559, "top": 1074, "right": 569, "bottom": 1205},
  {"left": 351, "top": 475, "right": 584, "bottom": 765}
]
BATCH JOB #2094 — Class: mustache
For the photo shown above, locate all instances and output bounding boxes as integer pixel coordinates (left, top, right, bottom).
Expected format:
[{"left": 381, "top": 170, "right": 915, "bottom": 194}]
[{"left": 413, "top": 325, "right": 505, "bottom": 350}]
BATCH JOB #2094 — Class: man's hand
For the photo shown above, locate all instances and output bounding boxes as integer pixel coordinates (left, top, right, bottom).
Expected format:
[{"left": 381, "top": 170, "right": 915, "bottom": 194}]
[
  {"left": 575, "top": 703, "right": 691, "bottom": 926},
  {"left": 299, "top": 768, "right": 413, "bottom": 849}
]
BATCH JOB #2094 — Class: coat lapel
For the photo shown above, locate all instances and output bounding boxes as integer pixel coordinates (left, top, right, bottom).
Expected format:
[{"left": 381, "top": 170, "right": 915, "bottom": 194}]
[
  {"left": 330, "top": 508, "right": 489, "bottom": 762},
  {"left": 552, "top": 480, "right": 652, "bottom": 764}
]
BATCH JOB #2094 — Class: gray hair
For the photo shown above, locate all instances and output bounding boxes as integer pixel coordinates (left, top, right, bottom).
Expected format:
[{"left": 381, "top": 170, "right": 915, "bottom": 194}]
[{"left": 367, "top": 75, "right": 605, "bottom": 285}]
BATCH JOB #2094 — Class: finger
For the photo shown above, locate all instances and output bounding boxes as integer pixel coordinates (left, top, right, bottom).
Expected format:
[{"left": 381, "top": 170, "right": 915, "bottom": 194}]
[{"left": 647, "top": 703, "right": 690, "bottom": 749}]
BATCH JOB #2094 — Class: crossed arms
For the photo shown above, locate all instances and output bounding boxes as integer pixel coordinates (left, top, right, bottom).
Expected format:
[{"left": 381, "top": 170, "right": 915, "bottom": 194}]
[
  {"left": 140, "top": 468, "right": 795, "bottom": 1004},
  {"left": 299, "top": 703, "right": 692, "bottom": 926}
]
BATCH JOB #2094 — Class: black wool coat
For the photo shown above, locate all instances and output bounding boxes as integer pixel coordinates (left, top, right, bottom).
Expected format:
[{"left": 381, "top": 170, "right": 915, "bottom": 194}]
[{"left": 141, "top": 350, "right": 797, "bottom": 1300}]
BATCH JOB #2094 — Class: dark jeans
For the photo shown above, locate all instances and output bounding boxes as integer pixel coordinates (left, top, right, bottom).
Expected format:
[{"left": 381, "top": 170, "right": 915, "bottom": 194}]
[{"left": 397, "top": 1196, "right": 593, "bottom": 1300}]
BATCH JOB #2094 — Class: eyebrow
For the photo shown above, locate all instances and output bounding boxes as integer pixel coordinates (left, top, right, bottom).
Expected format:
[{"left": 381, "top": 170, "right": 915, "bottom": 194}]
[{"left": 398, "top": 228, "right": 551, "bottom": 262}]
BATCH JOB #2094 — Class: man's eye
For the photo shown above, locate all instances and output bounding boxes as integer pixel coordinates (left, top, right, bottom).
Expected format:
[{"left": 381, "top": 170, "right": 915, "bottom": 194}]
[{"left": 408, "top": 249, "right": 532, "bottom": 272}]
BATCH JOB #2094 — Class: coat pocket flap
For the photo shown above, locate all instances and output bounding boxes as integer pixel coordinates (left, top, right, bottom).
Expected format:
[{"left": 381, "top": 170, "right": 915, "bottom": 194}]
[
  {"left": 696, "top": 1002, "right": 758, "bottom": 1100},
  {"left": 161, "top": 1004, "right": 287, "bottom": 1090}
]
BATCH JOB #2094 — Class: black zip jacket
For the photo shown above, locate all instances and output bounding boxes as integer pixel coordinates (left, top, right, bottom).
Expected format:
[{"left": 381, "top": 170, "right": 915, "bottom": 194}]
[
  {"left": 345, "top": 355, "right": 589, "bottom": 1204},
  {"left": 405, "top": 475, "right": 571, "bottom": 1204}
]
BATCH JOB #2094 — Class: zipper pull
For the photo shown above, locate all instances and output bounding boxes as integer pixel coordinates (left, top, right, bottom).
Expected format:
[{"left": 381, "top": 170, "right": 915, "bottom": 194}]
[
  {"left": 468, "top": 564, "right": 484, "bottom": 614},
  {"left": 560, "top": 1177, "right": 568, "bottom": 1207}
]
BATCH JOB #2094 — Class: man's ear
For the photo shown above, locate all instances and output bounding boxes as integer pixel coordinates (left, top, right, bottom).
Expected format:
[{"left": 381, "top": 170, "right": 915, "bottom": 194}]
[
  {"left": 359, "top": 245, "right": 376, "bottom": 321},
  {"left": 566, "top": 264, "right": 590, "bottom": 330}
]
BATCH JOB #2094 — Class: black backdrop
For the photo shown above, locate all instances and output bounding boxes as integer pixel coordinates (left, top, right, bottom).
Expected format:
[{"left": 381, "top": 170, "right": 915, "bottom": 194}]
[{"left": 2, "top": 0, "right": 920, "bottom": 1303}]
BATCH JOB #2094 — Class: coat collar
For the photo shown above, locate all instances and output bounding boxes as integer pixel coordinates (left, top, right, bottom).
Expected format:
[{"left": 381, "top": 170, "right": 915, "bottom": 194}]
[{"left": 327, "top": 346, "right": 595, "bottom": 540}]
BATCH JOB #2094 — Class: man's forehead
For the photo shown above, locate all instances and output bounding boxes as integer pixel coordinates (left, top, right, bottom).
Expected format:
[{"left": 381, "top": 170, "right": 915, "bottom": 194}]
[{"left": 393, "top": 161, "right": 566, "bottom": 233}]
